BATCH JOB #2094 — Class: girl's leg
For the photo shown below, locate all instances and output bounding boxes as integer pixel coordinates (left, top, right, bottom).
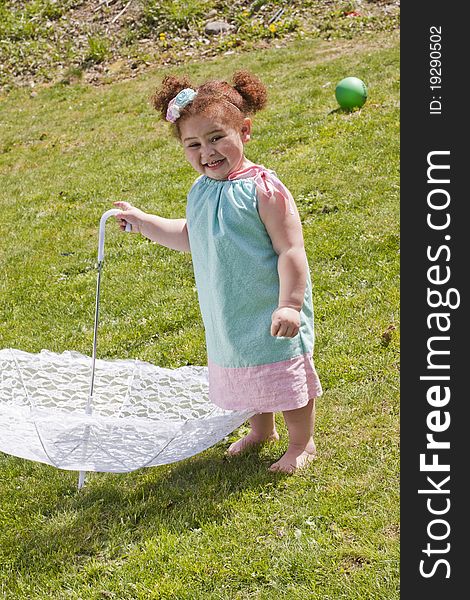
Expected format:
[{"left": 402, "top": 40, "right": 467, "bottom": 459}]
[
  {"left": 227, "top": 412, "right": 279, "bottom": 455},
  {"left": 269, "top": 398, "right": 316, "bottom": 473}
]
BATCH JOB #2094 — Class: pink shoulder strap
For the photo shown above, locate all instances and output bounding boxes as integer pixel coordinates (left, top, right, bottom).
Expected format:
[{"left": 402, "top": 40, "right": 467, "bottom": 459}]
[{"left": 228, "top": 165, "right": 295, "bottom": 215}]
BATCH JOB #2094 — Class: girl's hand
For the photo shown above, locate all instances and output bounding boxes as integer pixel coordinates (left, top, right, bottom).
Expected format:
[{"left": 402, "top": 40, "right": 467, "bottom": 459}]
[
  {"left": 271, "top": 306, "right": 301, "bottom": 338},
  {"left": 113, "top": 201, "right": 147, "bottom": 234}
]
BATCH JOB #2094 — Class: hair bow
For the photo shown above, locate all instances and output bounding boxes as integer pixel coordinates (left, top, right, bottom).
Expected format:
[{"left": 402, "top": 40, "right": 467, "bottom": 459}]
[{"left": 166, "top": 88, "right": 198, "bottom": 123}]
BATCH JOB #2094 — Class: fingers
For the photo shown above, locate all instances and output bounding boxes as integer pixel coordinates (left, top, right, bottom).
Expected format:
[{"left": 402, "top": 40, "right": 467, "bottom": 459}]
[
  {"left": 272, "top": 322, "right": 289, "bottom": 337},
  {"left": 271, "top": 320, "right": 280, "bottom": 337},
  {"left": 271, "top": 307, "right": 301, "bottom": 338},
  {"left": 284, "top": 325, "right": 297, "bottom": 338},
  {"left": 113, "top": 201, "right": 134, "bottom": 231},
  {"left": 113, "top": 201, "right": 132, "bottom": 210},
  {"left": 280, "top": 326, "right": 298, "bottom": 338},
  {"left": 115, "top": 214, "right": 129, "bottom": 230},
  {"left": 271, "top": 319, "right": 299, "bottom": 338}
]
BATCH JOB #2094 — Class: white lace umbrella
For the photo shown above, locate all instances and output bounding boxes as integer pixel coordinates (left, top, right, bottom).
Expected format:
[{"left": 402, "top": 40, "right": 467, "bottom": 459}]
[{"left": 0, "top": 210, "right": 253, "bottom": 488}]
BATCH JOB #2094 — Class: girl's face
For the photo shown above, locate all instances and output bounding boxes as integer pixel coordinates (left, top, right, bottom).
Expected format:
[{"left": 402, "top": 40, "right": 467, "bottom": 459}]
[{"left": 179, "top": 113, "right": 252, "bottom": 180}]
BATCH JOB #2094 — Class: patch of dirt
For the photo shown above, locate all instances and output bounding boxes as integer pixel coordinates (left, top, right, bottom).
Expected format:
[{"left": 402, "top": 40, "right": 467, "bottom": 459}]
[{"left": 1, "top": 0, "right": 400, "bottom": 91}]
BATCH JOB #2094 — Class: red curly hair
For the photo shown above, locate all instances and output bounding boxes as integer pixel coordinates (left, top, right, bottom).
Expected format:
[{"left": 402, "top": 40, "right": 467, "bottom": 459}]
[{"left": 151, "top": 70, "right": 268, "bottom": 137}]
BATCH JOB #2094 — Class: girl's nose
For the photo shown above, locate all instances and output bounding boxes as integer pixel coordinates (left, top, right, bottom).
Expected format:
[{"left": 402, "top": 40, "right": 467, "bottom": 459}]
[{"left": 201, "top": 144, "right": 216, "bottom": 162}]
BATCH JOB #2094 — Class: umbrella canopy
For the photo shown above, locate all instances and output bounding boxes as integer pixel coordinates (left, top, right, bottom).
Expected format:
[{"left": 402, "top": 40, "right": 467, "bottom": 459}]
[{"left": 0, "top": 348, "right": 254, "bottom": 473}]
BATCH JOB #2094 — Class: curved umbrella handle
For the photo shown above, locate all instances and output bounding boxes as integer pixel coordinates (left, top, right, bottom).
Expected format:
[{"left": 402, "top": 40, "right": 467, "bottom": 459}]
[
  {"left": 98, "top": 209, "right": 131, "bottom": 262},
  {"left": 79, "top": 208, "right": 131, "bottom": 489}
]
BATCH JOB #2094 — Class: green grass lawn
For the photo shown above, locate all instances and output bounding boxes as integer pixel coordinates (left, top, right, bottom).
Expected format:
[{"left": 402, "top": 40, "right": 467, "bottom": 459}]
[{"left": 0, "top": 30, "right": 399, "bottom": 599}]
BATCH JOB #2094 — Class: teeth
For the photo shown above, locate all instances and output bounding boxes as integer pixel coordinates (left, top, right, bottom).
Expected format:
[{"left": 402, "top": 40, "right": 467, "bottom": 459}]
[{"left": 207, "top": 160, "right": 222, "bottom": 166}]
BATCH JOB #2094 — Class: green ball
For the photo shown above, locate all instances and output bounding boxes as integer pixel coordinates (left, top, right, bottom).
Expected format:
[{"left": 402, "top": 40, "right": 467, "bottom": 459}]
[{"left": 335, "top": 77, "right": 368, "bottom": 109}]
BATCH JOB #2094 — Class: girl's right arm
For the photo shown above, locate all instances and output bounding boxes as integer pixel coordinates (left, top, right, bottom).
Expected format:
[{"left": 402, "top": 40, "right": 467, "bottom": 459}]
[{"left": 113, "top": 201, "right": 190, "bottom": 252}]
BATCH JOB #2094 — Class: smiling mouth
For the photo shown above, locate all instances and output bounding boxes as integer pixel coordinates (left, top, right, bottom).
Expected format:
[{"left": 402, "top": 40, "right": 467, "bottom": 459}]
[{"left": 205, "top": 159, "right": 225, "bottom": 169}]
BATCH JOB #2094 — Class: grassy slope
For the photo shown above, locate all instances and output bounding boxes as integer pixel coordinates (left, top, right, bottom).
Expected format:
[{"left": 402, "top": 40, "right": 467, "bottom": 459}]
[
  {"left": 0, "top": 0, "right": 399, "bottom": 89},
  {"left": 0, "top": 31, "right": 399, "bottom": 599}
]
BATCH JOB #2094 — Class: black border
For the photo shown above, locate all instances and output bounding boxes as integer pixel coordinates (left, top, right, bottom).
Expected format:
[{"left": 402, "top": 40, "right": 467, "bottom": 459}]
[{"left": 401, "top": 4, "right": 467, "bottom": 596}]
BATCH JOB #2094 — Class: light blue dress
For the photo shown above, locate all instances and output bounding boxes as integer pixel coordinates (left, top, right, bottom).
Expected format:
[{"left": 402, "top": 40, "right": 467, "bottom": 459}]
[{"left": 186, "top": 165, "right": 322, "bottom": 413}]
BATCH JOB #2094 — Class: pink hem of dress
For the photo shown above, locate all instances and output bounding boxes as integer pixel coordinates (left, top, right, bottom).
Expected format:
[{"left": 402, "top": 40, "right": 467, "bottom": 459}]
[{"left": 208, "top": 353, "right": 323, "bottom": 413}]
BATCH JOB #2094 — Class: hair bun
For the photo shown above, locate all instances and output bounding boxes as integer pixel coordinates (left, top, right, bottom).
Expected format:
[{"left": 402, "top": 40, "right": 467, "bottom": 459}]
[
  {"left": 151, "top": 75, "right": 193, "bottom": 120},
  {"left": 232, "top": 70, "right": 267, "bottom": 114}
]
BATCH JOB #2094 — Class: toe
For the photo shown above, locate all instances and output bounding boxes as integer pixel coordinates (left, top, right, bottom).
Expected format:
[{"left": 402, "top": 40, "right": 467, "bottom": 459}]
[
  {"left": 281, "top": 463, "right": 296, "bottom": 475},
  {"left": 226, "top": 442, "right": 241, "bottom": 456}
]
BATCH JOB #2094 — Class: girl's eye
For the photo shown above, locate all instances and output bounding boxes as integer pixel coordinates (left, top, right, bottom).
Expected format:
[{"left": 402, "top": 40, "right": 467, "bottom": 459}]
[
  {"left": 188, "top": 143, "right": 200, "bottom": 148},
  {"left": 211, "top": 136, "right": 222, "bottom": 143}
]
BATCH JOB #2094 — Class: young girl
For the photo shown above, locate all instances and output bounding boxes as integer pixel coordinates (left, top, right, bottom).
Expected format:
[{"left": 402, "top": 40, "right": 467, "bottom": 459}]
[{"left": 114, "top": 70, "right": 322, "bottom": 473}]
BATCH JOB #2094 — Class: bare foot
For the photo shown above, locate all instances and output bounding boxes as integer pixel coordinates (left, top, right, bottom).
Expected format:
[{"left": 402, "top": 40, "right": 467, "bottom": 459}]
[
  {"left": 227, "top": 430, "right": 280, "bottom": 456},
  {"left": 269, "top": 440, "right": 317, "bottom": 474}
]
